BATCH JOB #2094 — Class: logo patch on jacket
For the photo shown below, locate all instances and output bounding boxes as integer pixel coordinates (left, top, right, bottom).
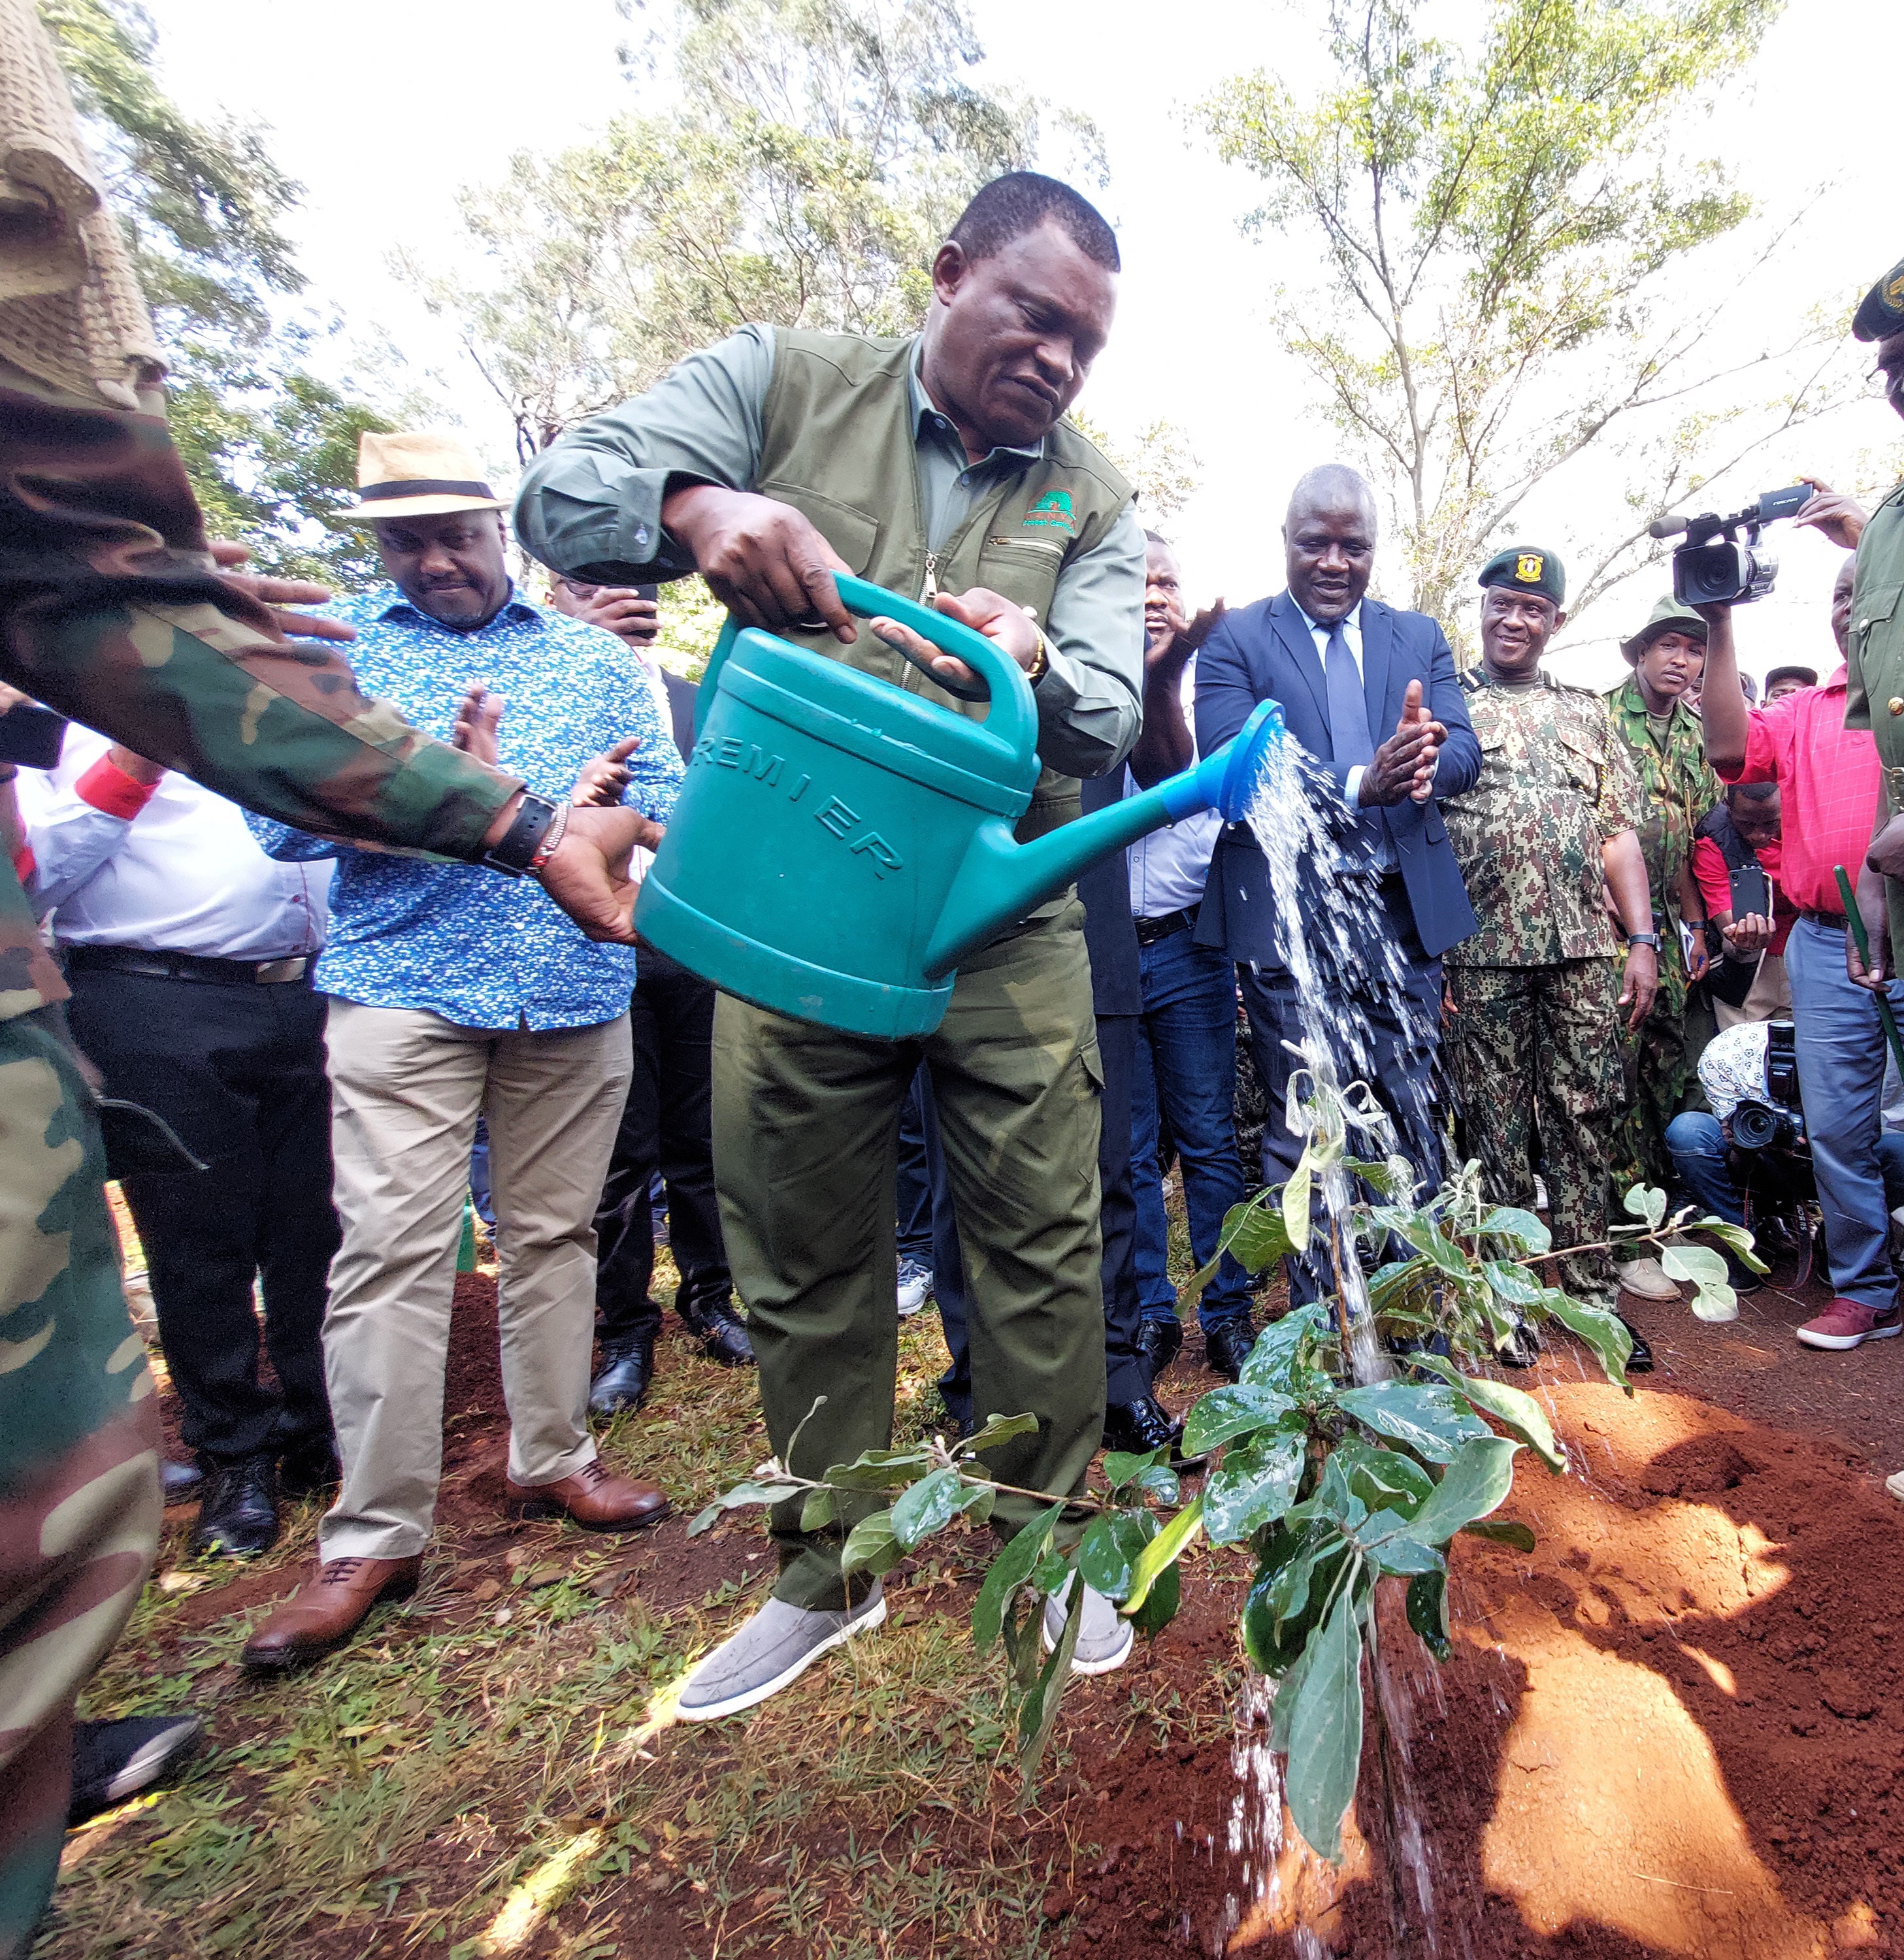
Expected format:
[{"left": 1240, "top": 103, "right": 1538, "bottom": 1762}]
[{"left": 1023, "top": 488, "right": 1076, "bottom": 534}]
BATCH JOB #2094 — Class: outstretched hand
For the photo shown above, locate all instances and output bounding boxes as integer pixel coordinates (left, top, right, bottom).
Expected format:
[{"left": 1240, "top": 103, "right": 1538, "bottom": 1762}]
[
  {"left": 1359, "top": 678, "right": 1445, "bottom": 806},
  {"left": 209, "top": 540, "right": 357, "bottom": 644},
  {"left": 451, "top": 682, "right": 504, "bottom": 766},
  {"left": 537, "top": 803, "right": 665, "bottom": 944}
]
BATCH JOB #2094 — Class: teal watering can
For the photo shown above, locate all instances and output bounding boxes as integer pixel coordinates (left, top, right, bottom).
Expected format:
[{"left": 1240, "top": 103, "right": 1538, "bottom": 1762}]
[{"left": 631, "top": 574, "right": 1284, "bottom": 1039}]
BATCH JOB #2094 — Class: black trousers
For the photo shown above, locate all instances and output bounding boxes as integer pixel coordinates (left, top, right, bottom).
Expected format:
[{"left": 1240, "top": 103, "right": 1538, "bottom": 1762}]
[
  {"left": 934, "top": 1010, "right": 1149, "bottom": 1415},
  {"left": 64, "top": 964, "right": 338, "bottom": 1467},
  {"left": 1237, "top": 874, "right": 1445, "bottom": 1305},
  {"left": 595, "top": 947, "right": 732, "bottom": 1342}
]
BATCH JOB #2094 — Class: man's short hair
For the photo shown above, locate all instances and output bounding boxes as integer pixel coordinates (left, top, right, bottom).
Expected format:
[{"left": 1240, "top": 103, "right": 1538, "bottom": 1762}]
[
  {"left": 1764, "top": 664, "right": 1818, "bottom": 693},
  {"left": 1143, "top": 529, "right": 1173, "bottom": 551},
  {"left": 1287, "top": 463, "right": 1377, "bottom": 526},
  {"left": 948, "top": 172, "right": 1120, "bottom": 272},
  {"left": 1728, "top": 779, "right": 1779, "bottom": 808}
]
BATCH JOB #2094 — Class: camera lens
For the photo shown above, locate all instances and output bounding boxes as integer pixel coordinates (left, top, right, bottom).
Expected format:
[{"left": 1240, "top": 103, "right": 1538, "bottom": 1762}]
[{"left": 1732, "top": 1100, "right": 1782, "bottom": 1151}]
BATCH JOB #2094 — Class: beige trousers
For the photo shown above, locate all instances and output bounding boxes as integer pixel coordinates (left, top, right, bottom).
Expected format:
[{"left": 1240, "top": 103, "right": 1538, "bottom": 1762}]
[
  {"left": 1715, "top": 951, "right": 1791, "bottom": 1030},
  {"left": 318, "top": 1001, "right": 632, "bottom": 1561}
]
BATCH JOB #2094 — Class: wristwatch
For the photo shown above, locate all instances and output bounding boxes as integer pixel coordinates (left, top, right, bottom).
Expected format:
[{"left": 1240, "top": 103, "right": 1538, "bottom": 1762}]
[
  {"left": 1626, "top": 932, "right": 1662, "bottom": 950},
  {"left": 482, "top": 793, "right": 563, "bottom": 877}
]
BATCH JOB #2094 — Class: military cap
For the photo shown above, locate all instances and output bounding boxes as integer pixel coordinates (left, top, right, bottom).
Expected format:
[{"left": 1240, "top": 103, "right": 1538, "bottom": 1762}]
[
  {"left": 1477, "top": 544, "right": 1565, "bottom": 608},
  {"left": 1852, "top": 254, "right": 1904, "bottom": 344},
  {"left": 1620, "top": 595, "right": 1708, "bottom": 664}
]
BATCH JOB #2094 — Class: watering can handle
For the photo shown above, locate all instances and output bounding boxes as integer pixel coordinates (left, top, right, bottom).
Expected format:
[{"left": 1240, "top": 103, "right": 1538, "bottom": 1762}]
[{"left": 696, "top": 573, "right": 1039, "bottom": 762}]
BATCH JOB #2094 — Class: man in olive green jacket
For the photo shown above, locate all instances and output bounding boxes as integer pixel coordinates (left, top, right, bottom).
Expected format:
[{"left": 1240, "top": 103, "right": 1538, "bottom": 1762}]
[{"left": 517, "top": 172, "right": 1147, "bottom": 1715}]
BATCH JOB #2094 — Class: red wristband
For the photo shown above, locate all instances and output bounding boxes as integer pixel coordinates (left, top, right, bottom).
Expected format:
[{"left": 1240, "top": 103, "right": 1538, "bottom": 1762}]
[{"left": 76, "top": 755, "right": 161, "bottom": 819}]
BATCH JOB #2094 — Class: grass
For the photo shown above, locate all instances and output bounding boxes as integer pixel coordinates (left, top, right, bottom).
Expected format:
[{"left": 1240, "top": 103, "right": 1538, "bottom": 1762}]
[{"left": 41, "top": 1217, "right": 1248, "bottom": 1960}]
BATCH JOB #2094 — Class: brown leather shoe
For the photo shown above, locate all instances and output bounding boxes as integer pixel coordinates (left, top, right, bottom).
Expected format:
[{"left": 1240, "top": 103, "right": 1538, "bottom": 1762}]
[
  {"left": 240, "top": 1555, "right": 422, "bottom": 1673},
  {"left": 504, "top": 1458, "right": 671, "bottom": 1531}
]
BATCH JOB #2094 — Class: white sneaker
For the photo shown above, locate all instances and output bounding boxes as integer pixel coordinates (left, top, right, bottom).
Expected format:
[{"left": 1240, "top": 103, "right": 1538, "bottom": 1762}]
[
  {"left": 1040, "top": 1574, "right": 1134, "bottom": 1677},
  {"left": 1616, "top": 1255, "right": 1682, "bottom": 1301},
  {"left": 677, "top": 1583, "right": 886, "bottom": 1722},
  {"left": 896, "top": 1257, "right": 933, "bottom": 1318}
]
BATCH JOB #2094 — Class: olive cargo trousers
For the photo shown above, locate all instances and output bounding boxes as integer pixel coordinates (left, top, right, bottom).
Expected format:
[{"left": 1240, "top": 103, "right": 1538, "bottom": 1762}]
[{"left": 712, "top": 907, "right": 1106, "bottom": 1611}]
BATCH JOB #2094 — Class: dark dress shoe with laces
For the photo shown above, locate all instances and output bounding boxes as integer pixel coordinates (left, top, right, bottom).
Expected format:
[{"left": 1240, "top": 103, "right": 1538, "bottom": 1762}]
[
  {"left": 241, "top": 1554, "right": 423, "bottom": 1672},
  {"left": 1136, "top": 1315, "right": 1184, "bottom": 1385},
  {"left": 680, "top": 1300, "right": 755, "bottom": 1367},
  {"left": 1618, "top": 1314, "right": 1656, "bottom": 1373},
  {"left": 1496, "top": 1320, "right": 1542, "bottom": 1369},
  {"left": 70, "top": 1714, "right": 204, "bottom": 1825},
  {"left": 504, "top": 1458, "right": 672, "bottom": 1531},
  {"left": 191, "top": 1456, "right": 280, "bottom": 1558},
  {"left": 1204, "top": 1319, "right": 1257, "bottom": 1383},
  {"left": 589, "top": 1337, "right": 657, "bottom": 1416},
  {"left": 1102, "top": 1395, "right": 1185, "bottom": 1458}
]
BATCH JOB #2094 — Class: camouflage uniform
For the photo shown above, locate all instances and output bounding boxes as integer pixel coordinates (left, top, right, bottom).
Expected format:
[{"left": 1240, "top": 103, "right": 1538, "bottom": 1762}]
[
  {"left": 1603, "top": 676, "right": 1722, "bottom": 1186},
  {"left": 1441, "top": 671, "right": 1645, "bottom": 1301},
  {"left": 0, "top": 10, "right": 517, "bottom": 1942}
]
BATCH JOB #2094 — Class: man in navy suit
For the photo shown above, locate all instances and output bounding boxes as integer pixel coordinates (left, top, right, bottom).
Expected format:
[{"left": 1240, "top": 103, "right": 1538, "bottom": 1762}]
[{"left": 1194, "top": 466, "right": 1480, "bottom": 1335}]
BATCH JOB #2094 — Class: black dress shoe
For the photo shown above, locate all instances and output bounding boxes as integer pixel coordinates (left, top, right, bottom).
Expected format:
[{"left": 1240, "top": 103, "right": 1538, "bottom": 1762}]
[
  {"left": 679, "top": 1300, "right": 755, "bottom": 1367},
  {"left": 1496, "top": 1321, "right": 1541, "bottom": 1369},
  {"left": 1102, "top": 1395, "right": 1185, "bottom": 1458},
  {"left": 1618, "top": 1315, "right": 1656, "bottom": 1374},
  {"left": 161, "top": 1460, "right": 203, "bottom": 1503},
  {"left": 191, "top": 1456, "right": 279, "bottom": 1558},
  {"left": 69, "top": 1714, "right": 203, "bottom": 1825},
  {"left": 1204, "top": 1319, "right": 1257, "bottom": 1383},
  {"left": 1722, "top": 1251, "right": 1764, "bottom": 1296},
  {"left": 278, "top": 1441, "right": 342, "bottom": 1501},
  {"left": 589, "top": 1336, "right": 656, "bottom": 1416},
  {"left": 1136, "top": 1315, "right": 1184, "bottom": 1385}
]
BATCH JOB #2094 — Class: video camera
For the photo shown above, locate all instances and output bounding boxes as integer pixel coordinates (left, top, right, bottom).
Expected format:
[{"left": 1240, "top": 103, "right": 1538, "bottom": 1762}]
[
  {"left": 1731, "top": 1022, "right": 1807, "bottom": 1161},
  {"left": 1647, "top": 483, "right": 1816, "bottom": 608}
]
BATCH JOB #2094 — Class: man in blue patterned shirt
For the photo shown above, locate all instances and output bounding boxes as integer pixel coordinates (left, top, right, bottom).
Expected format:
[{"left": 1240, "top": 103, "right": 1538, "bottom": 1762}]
[{"left": 240, "top": 433, "right": 685, "bottom": 1673}]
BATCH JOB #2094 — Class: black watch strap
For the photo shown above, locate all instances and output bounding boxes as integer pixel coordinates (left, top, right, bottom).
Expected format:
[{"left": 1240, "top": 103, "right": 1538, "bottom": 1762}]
[
  {"left": 482, "top": 794, "right": 560, "bottom": 877},
  {"left": 1626, "top": 931, "right": 1662, "bottom": 949}
]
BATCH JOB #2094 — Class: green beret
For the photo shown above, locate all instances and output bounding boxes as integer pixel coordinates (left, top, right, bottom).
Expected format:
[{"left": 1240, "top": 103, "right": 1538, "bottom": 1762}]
[
  {"left": 1620, "top": 595, "right": 1708, "bottom": 664},
  {"left": 1477, "top": 544, "right": 1565, "bottom": 607},
  {"left": 1854, "top": 255, "right": 1904, "bottom": 343}
]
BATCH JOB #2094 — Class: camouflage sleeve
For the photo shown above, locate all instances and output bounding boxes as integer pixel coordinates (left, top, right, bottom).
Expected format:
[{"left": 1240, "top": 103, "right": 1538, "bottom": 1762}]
[
  {"left": 1596, "top": 723, "right": 1644, "bottom": 840},
  {"left": 0, "top": 362, "right": 521, "bottom": 859}
]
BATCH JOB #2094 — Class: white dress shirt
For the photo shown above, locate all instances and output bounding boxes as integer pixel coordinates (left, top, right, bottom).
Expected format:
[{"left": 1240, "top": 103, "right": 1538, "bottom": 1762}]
[
  {"left": 1126, "top": 655, "right": 1221, "bottom": 918},
  {"left": 17, "top": 725, "right": 331, "bottom": 958}
]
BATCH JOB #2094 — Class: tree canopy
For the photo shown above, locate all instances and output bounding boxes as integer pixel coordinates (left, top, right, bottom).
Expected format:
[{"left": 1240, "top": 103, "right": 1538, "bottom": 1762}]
[
  {"left": 419, "top": 0, "right": 1089, "bottom": 461},
  {"left": 1200, "top": 0, "right": 1848, "bottom": 638}
]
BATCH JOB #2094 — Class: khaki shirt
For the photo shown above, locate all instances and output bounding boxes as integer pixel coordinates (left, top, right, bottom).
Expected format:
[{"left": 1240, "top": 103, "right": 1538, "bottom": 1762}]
[{"left": 1443, "top": 669, "right": 1643, "bottom": 968}]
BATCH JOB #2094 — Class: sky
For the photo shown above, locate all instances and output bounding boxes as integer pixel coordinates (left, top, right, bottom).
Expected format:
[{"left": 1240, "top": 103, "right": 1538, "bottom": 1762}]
[{"left": 139, "top": 0, "right": 1904, "bottom": 691}]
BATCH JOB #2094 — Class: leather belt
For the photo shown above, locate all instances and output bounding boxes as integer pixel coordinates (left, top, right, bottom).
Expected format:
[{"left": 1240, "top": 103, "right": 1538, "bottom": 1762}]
[
  {"left": 1136, "top": 904, "right": 1199, "bottom": 947},
  {"left": 65, "top": 945, "right": 312, "bottom": 986},
  {"left": 1800, "top": 907, "right": 1849, "bottom": 930}
]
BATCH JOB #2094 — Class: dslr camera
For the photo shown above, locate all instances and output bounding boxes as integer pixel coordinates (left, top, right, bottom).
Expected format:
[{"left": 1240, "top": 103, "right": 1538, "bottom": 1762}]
[{"left": 1648, "top": 483, "right": 1816, "bottom": 608}]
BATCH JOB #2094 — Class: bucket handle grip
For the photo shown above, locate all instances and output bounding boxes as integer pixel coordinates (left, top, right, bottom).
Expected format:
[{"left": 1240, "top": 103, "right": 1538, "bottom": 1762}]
[{"left": 697, "top": 574, "right": 1039, "bottom": 762}]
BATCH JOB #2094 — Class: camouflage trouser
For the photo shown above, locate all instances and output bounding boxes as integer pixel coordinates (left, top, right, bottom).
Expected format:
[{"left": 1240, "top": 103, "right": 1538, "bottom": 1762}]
[
  {"left": 712, "top": 906, "right": 1104, "bottom": 1612},
  {"left": 0, "top": 1010, "right": 161, "bottom": 1958},
  {"left": 1613, "top": 1000, "right": 1688, "bottom": 1192},
  {"left": 1446, "top": 959, "right": 1622, "bottom": 1301}
]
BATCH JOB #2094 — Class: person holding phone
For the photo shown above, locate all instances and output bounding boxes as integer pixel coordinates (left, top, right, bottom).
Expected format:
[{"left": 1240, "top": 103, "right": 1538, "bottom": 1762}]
[{"left": 1691, "top": 781, "right": 1797, "bottom": 1026}]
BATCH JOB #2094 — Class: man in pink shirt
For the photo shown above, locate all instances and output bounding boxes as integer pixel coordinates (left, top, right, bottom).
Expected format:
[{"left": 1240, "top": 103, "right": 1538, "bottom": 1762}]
[{"left": 1701, "top": 553, "right": 1901, "bottom": 1349}]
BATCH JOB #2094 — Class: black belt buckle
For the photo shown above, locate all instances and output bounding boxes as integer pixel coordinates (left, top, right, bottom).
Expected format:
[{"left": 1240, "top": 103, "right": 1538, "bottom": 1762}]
[{"left": 1136, "top": 906, "right": 1198, "bottom": 947}]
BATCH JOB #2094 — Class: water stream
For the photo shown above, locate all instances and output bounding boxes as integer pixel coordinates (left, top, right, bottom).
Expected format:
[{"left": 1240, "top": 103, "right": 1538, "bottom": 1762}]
[{"left": 1216, "top": 734, "right": 1450, "bottom": 1955}]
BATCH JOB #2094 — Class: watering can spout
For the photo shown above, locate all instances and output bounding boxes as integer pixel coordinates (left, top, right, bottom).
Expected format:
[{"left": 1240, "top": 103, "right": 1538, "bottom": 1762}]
[{"left": 923, "top": 698, "right": 1285, "bottom": 980}]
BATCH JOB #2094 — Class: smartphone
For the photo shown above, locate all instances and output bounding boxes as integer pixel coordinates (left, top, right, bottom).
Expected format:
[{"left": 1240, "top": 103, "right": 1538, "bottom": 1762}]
[
  {"left": 1730, "top": 862, "right": 1771, "bottom": 921},
  {"left": 0, "top": 701, "right": 67, "bottom": 769}
]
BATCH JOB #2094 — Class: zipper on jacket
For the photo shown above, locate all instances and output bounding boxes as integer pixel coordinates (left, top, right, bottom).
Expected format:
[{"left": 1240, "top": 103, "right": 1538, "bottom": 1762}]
[
  {"left": 921, "top": 551, "right": 939, "bottom": 603},
  {"left": 986, "top": 534, "right": 1065, "bottom": 559}
]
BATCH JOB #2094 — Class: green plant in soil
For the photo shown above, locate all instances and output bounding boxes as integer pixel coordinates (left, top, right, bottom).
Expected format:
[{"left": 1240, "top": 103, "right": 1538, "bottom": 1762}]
[{"left": 702, "top": 1056, "right": 1763, "bottom": 1861}]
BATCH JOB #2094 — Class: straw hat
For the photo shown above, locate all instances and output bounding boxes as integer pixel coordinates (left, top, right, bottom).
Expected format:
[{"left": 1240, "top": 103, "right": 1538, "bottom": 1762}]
[{"left": 340, "top": 431, "right": 506, "bottom": 523}]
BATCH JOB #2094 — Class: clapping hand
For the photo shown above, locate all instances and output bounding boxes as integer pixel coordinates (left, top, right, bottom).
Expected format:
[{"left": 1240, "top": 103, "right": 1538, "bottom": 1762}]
[
  {"left": 1360, "top": 678, "right": 1444, "bottom": 807},
  {"left": 451, "top": 683, "right": 504, "bottom": 766},
  {"left": 572, "top": 736, "right": 640, "bottom": 808}
]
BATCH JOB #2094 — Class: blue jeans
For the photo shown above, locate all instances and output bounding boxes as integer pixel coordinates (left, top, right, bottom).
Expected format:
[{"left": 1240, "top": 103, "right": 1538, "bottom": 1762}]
[
  {"left": 895, "top": 1064, "right": 934, "bottom": 1265},
  {"left": 1132, "top": 925, "right": 1251, "bottom": 1331},
  {"left": 1784, "top": 915, "right": 1904, "bottom": 1310},
  {"left": 1667, "top": 1111, "right": 1904, "bottom": 1229}
]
